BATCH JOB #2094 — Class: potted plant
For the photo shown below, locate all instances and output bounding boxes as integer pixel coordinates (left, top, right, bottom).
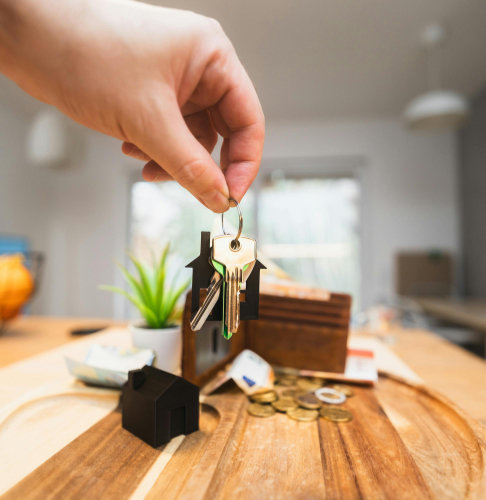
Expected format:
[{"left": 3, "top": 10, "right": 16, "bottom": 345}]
[{"left": 101, "top": 245, "right": 189, "bottom": 374}]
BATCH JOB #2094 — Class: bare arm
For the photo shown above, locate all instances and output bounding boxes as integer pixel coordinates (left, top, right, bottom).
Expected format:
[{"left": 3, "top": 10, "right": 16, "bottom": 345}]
[{"left": 0, "top": 0, "right": 264, "bottom": 212}]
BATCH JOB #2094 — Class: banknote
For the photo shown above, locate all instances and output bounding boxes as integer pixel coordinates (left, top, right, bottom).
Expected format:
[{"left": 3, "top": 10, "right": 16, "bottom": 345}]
[{"left": 65, "top": 344, "right": 155, "bottom": 388}]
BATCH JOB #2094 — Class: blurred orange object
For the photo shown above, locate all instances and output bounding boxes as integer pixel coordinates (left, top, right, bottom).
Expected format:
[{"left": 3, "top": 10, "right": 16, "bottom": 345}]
[{"left": 0, "top": 254, "right": 34, "bottom": 321}]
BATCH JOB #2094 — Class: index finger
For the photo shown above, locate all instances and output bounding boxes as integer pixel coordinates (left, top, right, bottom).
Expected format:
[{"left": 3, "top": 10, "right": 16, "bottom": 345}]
[{"left": 211, "top": 63, "right": 265, "bottom": 202}]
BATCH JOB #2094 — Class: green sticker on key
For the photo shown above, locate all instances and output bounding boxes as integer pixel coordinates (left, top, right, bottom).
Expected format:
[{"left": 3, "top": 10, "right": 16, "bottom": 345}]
[
  {"left": 212, "top": 260, "right": 231, "bottom": 339},
  {"left": 211, "top": 260, "right": 249, "bottom": 340}
]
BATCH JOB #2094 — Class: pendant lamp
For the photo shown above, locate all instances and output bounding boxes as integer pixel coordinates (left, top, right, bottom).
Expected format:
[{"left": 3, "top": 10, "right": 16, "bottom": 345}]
[{"left": 403, "top": 24, "right": 469, "bottom": 130}]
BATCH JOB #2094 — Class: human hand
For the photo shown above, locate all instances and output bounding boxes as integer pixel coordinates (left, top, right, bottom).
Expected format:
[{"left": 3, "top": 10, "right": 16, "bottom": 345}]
[{"left": 0, "top": 0, "right": 264, "bottom": 212}]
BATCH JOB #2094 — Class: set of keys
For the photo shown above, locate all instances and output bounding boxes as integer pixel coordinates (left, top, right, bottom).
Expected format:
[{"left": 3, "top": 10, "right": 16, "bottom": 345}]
[{"left": 189, "top": 199, "right": 260, "bottom": 339}]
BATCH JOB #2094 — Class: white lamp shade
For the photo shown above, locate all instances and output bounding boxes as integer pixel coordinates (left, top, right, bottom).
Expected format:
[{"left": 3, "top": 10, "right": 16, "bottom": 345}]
[
  {"left": 27, "top": 109, "right": 70, "bottom": 167},
  {"left": 403, "top": 90, "right": 470, "bottom": 130}
]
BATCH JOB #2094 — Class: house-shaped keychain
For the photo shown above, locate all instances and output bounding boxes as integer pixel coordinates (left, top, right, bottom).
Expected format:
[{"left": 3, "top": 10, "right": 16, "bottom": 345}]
[
  {"left": 122, "top": 365, "right": 199, "bottom": 448},
  {"left": 186, "top": 231, "right": 265, "bottom": 322}
]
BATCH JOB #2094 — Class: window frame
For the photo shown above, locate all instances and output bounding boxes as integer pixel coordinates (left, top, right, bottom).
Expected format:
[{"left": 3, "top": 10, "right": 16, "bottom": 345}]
[{"left": 125, "top": 154, "right": 371, "bottom": 317}]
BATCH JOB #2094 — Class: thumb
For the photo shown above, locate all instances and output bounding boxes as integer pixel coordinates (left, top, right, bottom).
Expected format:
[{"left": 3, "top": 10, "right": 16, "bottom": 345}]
[{"left": 135, "top": 100, "right": 230, "bottom": 213}]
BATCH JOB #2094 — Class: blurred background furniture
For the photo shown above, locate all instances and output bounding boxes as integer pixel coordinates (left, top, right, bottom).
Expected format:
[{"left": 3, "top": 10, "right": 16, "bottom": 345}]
[
  {"left": 395, "top": 250, "right": 453, "bottom": 297},
  {"left": 413, "top": 297, "right": 486, "bottom": 357},
  {"left": 394, "top": 250, "right": 485, "bottom": 357}
]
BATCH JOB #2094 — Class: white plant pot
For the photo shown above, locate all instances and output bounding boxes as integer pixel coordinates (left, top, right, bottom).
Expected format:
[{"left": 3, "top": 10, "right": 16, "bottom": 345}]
[{"left": 129, "top": 321, "right": 182, "bottom": 375}]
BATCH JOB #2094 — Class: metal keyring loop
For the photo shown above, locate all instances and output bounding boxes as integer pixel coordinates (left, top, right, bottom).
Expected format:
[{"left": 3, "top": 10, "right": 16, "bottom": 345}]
[{"left": 221, "top": 198, "right": 243, "bottom": 244}]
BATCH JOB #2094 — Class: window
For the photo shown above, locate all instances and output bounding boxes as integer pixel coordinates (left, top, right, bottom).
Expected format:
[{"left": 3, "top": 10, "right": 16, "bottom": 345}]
[
  {"left": 257, "top": 177, "right": 360, "bottom": 309},
  {"left": 129, "top": 170, "right": 361, "bottom": 314},
  {"left": 130, "top": 181, "right": 254, "bottom": 267}
]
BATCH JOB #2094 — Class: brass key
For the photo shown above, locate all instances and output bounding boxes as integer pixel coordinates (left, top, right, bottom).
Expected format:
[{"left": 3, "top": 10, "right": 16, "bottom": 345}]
[
  {"left": 212, "top": 235, "right": 256, "bottom": 336},
  {"left": 190, "top": 270, "right": 223, "bottom": 331}
]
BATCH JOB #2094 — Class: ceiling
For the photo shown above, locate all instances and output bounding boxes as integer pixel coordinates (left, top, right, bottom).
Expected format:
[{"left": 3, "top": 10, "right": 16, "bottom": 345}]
[{"left": 3, "top": 0, "right": 486, "bottom": 120}]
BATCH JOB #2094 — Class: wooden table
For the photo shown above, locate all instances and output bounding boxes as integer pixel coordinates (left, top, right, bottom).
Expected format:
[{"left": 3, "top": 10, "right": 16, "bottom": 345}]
[
  {"left": 412, "top": 297, "right": 486, "bottom": 356},
  {"left": 414, "top": 297, "right": 486, "bottom": 333},
  {"left": 1, "top": 316, "right": 486, "bottom": 498},
  {"left": 3, "top": 316, "right": 486, "bottom": 422},
  {"left": 0, "top": 316, "right": 124, "bottom": 368}
]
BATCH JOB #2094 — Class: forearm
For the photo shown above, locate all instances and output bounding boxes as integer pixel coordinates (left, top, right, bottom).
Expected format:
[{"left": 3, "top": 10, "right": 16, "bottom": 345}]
[
  {"left": 0, "top": 0, "right": 169, "bottom": 118},
  {"left": 0, "top": 1, "right": 24, "bottom": 77},
  {"left": 0, "top": 0, "right": 84, "bottom": 104},
  {"left": 0, "top": 0, "right": 263, "bottom": 210}
]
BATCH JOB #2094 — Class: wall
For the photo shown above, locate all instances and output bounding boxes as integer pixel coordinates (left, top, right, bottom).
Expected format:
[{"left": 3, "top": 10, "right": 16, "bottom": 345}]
[
  {"left": 0, "top": 102, "right": 51, "bottom": 314},
  {"left": 263, "top": 119, "right": 460, "bottom": 307},
  {"left": 0, "top": 102, "right": 135, "bottom": 318},
  {"left": 41, "top": 129, "right": 135, "bottom": 318},
  {"left": 460, "top": 86, "right": 486, "bottom": 297},
  {"left": 1, "top": 108, "right": 460, "bottom": 317}
]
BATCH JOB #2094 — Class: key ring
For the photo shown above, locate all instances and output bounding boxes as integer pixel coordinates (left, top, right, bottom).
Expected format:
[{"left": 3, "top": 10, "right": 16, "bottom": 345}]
[{"left": 221, "top": 198, "right": 243, "bottom": 249}]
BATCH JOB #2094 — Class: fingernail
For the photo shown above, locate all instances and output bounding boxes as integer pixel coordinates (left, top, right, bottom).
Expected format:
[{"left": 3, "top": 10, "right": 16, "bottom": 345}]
[{"left": 202, "top": 191, "right": 230, "bottom": 213}]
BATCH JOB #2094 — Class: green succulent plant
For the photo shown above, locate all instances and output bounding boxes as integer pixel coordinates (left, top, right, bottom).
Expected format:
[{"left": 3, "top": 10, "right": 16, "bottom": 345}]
[{"left": 100, "top": 245, "right": 189, "bottom": 329}]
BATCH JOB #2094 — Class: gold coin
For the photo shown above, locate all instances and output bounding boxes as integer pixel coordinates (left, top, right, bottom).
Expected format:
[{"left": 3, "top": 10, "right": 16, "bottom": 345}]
[
  {"left": 332, "top": 385, "right": 355, "bottom": 397},
  {"left": 297, "top": 378, "right": 323, "bottom": 391},
  {"left": 321, "top": 391, "right": 345, "bottom": 402},
  {"left": 295, "top": 393, "right": 321, "bottom": 410},
  {"left": 287, "top": 408, "right": 319, "bottom": 422},
  {"left": 250, "top": 390, "right": 278, "bottom": 403},
  {"left": 319, "top": 407, "right": 353, "bottom": 423},
  {"left": 280, "top": 389, "right": 301, "bottom": 398},
  {"left": 247, "top": 403, "right": 276, "bottom": 418},
  {"left": 278, "top": 375, "right": 298, "bottom": 387},
  {"left": 272, "top": 397, "right": 298, "bottom": 413}
]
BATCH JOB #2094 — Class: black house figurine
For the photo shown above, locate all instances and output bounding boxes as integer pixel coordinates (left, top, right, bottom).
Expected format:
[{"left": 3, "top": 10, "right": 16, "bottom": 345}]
[
  {"left": 187, "top": 231, "right": 266, "bottom": 322},
  {"left": 122, "top": 365, "right": 199, "bottom": 448}
]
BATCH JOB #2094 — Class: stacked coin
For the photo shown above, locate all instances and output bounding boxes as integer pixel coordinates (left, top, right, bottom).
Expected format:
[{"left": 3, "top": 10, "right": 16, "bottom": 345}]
[
  {"left": 250, "top": 390, "right": 278, "bottom": 403},
  {"left": 287, "top": 407, "right": 319, "bottom": 422},
  {"left": 248, "top": 403, "right": 276, "bottom": 418},
  {"left": 246, "top": 376, "right": 355, "bottom": 423},
  {"left": 320, "top": 407, "right": 353, "bottom": 422},
  {"left": 277, "top": 375, "right": 298, "bottom": 387},
  {"left": 332, "top": 384, "right": 355, "bottom": 397},
  {"left": 296, "top": 377, "right": 322, "bottom": 392},
  {"left": 272, "top": 397, "right": 298, "bottom": 413}
]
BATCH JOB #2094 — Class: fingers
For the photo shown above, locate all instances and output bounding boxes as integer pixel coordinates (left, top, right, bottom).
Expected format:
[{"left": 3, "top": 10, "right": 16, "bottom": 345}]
[
  {"left": 142, "top": 160, "right": 173, "bottom": 181},
  {"left": 122, "top": 142, "right": 151, "bottom": 161},
  {"left": 123, "top": 110, "right": 218, "bottom": 190},
  {"left": 123, "top": 110, "right": 216, "bottom": 162},
  {"left": 211, "top": 66, "right": 264, "bottom": 202},
  {"left": 133, "top": 97, "right": 230, "bottom": 213},
  {"left": 122, "top": 142, "right": 173, "bottom": 182},
  {"left": 184, "top": 110, "right": 218, "bottom": 153}
]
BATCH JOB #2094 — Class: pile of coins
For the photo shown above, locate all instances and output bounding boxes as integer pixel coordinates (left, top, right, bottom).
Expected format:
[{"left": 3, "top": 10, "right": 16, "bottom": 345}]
[{"left": 247, "top": 375, "right": 354, "bottom": 423}]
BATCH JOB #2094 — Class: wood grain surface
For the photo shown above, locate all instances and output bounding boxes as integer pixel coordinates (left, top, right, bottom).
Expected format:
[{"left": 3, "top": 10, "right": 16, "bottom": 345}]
[
  {"left": 2, "top": 321, "right": 486, "bottom": 498},
  {"left": 4, "top": 318, "right": 486, "bottom": 421},
  {"left": 377, "top": 374, "right": 486, "bottom": 500},
  {"left": 382, "top": 327, "right": 486, "bottom": 423},
  {"left": 3, "top": 375, "right": 485, "bottom": 499},
  {"left": 3, "top": 409, "right": 160, "bottom": 500},
  {"left": 0, "top": 316, "right": 126, "bottom": 368},
  {"left": 414, "top": 297, "right": 486, "bottom": 333}
]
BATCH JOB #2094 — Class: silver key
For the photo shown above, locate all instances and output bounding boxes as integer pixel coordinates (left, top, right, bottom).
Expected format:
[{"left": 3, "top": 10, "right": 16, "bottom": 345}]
[
  {"left": 212, "top": 235, "right": 256, "bottom": 335},
  {"left": 190, "top": 270, "right": 223, "bottom": 331}
]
